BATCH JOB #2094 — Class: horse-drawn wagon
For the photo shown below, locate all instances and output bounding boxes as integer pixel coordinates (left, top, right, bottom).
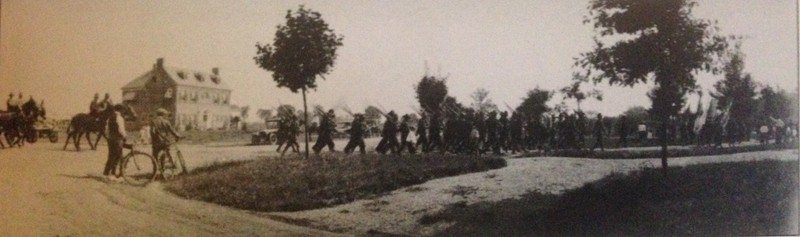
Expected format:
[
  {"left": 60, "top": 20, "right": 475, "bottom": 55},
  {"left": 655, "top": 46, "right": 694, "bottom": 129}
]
[{"left": 29, "top": 119, "right": 59, "bottom": 143}]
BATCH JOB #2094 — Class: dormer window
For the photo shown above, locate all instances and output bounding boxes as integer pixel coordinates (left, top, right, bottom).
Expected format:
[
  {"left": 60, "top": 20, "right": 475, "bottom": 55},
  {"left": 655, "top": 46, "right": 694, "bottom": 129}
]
[
  {"left": 177, "top": 71, "right": 186, "bottom": 79},
  {"left": 195, "top": 73, "right": 204, "bottom": 82},
  {"left": 210, "top": 76, "right": 220, "bottom": 84}
]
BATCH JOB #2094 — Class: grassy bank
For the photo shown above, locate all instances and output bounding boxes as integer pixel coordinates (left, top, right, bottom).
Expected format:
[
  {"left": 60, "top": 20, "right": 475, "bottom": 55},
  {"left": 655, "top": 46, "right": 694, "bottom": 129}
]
[
  {"left": 517, "top": 142, "right": 798, "bottom": 159},
  {"left": 424, "top": 159, "right": 798, "bottom": 236},
  {"left": 165, "top": 153, "right": 507, "bottom": 212}
]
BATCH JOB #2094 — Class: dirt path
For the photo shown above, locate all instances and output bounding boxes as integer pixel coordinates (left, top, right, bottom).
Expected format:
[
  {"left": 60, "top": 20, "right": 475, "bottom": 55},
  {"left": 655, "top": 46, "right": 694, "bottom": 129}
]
[
  {"left": 0, "top": 141, "right": 344, "bottom": 237},
  {"left": 272, "top": 149, "right": 800, "bottom": 236}
]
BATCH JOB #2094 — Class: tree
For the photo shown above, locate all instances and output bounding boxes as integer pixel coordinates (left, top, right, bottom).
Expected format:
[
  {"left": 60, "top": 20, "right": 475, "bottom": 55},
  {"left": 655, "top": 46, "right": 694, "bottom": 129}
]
[
  {"left": 757, "top": 85, "right": 794, "bottom": 124},
  {"left": 515, "top": 86, "right": 553, "bottom": 119},
  {"left": 622, "top": 106, "right": 650, "bottom": 126},
  {"left": 256, "top": 109, "right": 273, "bottom": 122},
  {"left": 415, "top": 75, "right": 448, "bottom": 114},
  {"left": 255, "top": 6, "right": 344, "bottom": 159},
  {"left": 470, "top": 88, "right": 499, "bottom": 114},
  {"left": 577, "top": 0, "right": 729, "bottom": 172},
  {"left": 710, "top": 41, "right": 758, "bottom": 138},
  {"left": 560, "top": 73, "right": 603, "bottom": 111}
]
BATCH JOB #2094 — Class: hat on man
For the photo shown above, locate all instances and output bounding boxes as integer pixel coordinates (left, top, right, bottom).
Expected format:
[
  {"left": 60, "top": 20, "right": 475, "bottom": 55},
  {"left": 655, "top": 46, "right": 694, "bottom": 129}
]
[{"left": 156, "top": 108, "right": 170, "bottom": 116}]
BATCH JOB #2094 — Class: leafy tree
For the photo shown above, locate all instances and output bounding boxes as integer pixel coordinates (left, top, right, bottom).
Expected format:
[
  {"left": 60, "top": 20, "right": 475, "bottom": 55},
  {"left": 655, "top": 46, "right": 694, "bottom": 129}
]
[
  {"left": 257, "top": 109, "right": 274, "bottom": 123},
  {"left": 757, "top": 86, "right": 794, "bottom": 124},
  {"left": 710, "top": 41, "right": 758, "bottom": 136},
  {"left": 470, "top": 88, "right": 499, "bottom": 114},
  {"left": 515, "top": 86, "right": 553, "bottom": 119},
  {"left": 560, "top": 73, "right": 603, "bottom": 111},
  {"left": 622, "top": 105, "right": 650, "bottom": 126},
  {"left": 415, "top": 75, "right": 448, "bottom": 114},
  {"left": 255, "top": 6, "right": 344, "bottom": 158},
  {"left": 577, "top": 0, "right": 729, "bottom": 171}
]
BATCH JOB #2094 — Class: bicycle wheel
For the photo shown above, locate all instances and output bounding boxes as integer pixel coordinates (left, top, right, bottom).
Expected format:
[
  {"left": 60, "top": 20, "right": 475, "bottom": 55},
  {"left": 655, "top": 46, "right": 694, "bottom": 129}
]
[
  {"left": 159, "top": 151, "right": 183, "bottom": 180},
  {"left": 120, "top": 151, "right": 157, "bottom": 186}
]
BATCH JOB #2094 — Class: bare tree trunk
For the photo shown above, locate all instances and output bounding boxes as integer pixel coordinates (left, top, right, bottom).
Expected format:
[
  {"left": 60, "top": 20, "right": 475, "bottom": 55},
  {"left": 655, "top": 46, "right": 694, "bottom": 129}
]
[{"left": 302, "top": 87, "right": 310, "bottom": 159}]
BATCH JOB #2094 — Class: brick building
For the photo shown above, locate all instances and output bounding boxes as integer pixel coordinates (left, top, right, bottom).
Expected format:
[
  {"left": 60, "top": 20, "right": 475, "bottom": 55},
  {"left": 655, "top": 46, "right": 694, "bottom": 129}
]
[{"left": 121, "top": 58, "right": 233, "bottom": 131}]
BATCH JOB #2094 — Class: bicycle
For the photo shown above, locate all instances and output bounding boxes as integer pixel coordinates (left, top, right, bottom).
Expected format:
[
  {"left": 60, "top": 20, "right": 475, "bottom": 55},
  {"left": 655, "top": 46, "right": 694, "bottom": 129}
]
[
  {"left": 118, "top": 141, "right": 158, "bottom": 186},
  {"left": 157, "top": 142, "right": 187, "bottom": 180}
]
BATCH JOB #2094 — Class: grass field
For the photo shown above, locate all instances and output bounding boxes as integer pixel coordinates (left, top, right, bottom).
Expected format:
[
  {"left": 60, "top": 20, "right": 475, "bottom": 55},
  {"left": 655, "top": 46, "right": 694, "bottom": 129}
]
[
  {"left": 519, "top": 142, "right": 799, "bottom": 159},
  {"left": 424, "top": 159, "right": 798, "bottom": 237},
  {"left": 164, "top": 153, "right": 507, "bottom": 212}
]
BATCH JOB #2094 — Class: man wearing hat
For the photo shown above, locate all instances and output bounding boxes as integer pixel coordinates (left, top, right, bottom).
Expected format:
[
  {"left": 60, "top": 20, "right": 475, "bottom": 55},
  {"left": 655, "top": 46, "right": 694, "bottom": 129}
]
[{"left": 150, "top": 108, "right": 182, "bottom": 163}]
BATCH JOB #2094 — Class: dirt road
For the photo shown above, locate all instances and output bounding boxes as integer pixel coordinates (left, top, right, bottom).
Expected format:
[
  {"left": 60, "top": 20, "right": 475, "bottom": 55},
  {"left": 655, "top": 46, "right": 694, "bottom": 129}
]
[{"left": 0, "top": 141, "right": 345, "bottom": 237}]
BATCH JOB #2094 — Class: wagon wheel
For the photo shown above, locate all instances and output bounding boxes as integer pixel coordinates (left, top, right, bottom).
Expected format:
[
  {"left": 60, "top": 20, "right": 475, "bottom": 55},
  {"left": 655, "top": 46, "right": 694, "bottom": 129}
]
[
  {"left": 268, "top": 133, "right": 278, "bottom": 145},
  {"left": 48, "top": 131, "right": 58, "bottom": 143},
  {"left": 26, "top": 130, "right": 38, "bottom": 143}
]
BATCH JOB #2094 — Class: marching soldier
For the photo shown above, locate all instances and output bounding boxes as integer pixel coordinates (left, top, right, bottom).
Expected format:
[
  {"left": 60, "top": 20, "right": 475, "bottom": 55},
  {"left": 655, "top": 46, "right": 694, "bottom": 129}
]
[
  {"left": 484, "top": 111, "right": 499, "bottom": 154},
  {"left": 498, "top": 111, "right": 510, "bottom": 153},
  {"left": 591, "top": 113, "right": 605, "bottom": 152},
  {"left": 415, "top": 112, "right": 429, "bottom": 152},
  {"left": 344, "top": 114, "right": 368, "bottom": 154},
  {"left": 312, "top": 109, "right": 337, "bottom": 154},
  {"left": 376, "top": 111, "right": 399, "bottom": 154},
  {"left": 427, "top": 112, "right": 443, "bottom": 153},
  {"left": 281, "top": 114, "right": 301, "bottom": 156},
  {"left": 398, "top": 114, "right": 416, "bottom": 154}
]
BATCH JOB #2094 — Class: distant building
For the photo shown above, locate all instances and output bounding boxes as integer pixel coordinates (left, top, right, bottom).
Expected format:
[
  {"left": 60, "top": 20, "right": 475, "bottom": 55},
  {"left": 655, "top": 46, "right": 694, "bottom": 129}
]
[{"left": 121, "top": 58, "right": 233, "bottom": 131}]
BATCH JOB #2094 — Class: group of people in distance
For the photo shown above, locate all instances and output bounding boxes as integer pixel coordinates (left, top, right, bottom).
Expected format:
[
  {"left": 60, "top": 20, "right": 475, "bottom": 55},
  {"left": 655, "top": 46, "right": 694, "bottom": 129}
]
[
  {"left": 272, "top": 107, "right": 614, "bottom": 157},
  {"left": 272, "top": 104, "right": 800, "bottom": 158}
]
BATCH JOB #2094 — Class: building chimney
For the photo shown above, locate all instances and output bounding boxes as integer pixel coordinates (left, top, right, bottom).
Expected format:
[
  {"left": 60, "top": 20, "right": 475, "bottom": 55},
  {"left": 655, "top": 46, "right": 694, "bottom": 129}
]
[
  {"left": 156, "top": 58, "right": 164, "bottom": 69},
  {"left": 212, "top": 67, "right": 219, "bottom": 76}
]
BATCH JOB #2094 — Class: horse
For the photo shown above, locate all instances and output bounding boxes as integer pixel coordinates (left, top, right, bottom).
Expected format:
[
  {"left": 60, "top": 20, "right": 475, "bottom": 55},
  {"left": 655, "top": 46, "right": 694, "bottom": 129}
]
[
  {"left": 0, "top": 98, "right": 44, "bottom": 148},
  {"left": 63, "top": 103, "right": 136, "bottom": 151}
]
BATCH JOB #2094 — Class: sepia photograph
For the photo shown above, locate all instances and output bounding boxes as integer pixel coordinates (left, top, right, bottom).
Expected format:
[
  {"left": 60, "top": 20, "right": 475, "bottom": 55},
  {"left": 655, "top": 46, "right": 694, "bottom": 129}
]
[{"left": 0, "top": 0, "right": 798, "bottom": 236}]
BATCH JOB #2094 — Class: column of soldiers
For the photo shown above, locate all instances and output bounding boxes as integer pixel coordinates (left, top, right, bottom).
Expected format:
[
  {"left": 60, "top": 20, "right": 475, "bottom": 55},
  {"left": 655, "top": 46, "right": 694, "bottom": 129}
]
[{"left": 274, "top": 106, "right": 621, "bottom": 156}]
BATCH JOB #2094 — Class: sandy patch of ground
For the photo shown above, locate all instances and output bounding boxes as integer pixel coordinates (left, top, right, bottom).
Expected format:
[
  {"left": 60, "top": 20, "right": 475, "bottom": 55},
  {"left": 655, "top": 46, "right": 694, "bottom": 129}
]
[
  {"left": 271, "top": 149, "right": 799, "bottom": 236},
  {"left": 0, "top": 141, "right": 344, "bottom": 237}
]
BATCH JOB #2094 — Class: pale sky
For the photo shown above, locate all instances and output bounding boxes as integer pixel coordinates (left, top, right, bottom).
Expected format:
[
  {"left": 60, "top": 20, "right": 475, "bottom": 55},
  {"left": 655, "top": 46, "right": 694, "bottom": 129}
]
[{"left": 1, "top": 0, "right": 797, "bottom": 120}]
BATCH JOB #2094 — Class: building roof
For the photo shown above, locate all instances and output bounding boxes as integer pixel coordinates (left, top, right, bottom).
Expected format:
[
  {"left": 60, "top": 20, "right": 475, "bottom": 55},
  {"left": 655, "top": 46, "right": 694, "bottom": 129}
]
[{"left": 122, "top": 59, "right": 231, "bottom": 91}]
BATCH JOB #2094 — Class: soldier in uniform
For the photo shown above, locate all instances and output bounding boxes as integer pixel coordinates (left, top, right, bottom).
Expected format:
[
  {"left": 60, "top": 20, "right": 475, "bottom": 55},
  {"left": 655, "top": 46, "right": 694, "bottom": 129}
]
[
  {"left": 591, "top": 113, "right": 605, "bottom": 152},
  {"left": 281, "top": 114, "right": 301, "bottom": 156},
  {"left": 508, "top": 112, "right": 524, "bottom": 154},
  {"left": 398, "top": 114, "right": 416, "bottom": 154},
  {"left": 498, "top": 111, "right": 510, "bottom": 153},
  {"left": 484, "top": 111, "right": 499, "bottom": 154},
  {"left": 427, "top": 112, "right": 444, "bottom": 153},
  {"left": 376, "top": 111, "right": 399, "bottom": 154},
  {"left": 312, "top": 109, "right": 337, "bottom": 154},
  {"left": 576, "top": 111, "right": 587, "bottom": 149},
  {"left": 415, "top": 112, "right": 429, "bottom": 152},
  {"left": 344, "top": 114, "right": 367, "bottom": 154}
]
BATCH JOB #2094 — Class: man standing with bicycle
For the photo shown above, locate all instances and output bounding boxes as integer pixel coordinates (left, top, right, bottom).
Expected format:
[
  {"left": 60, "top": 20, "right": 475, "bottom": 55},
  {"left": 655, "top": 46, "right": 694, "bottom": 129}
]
[
  {"left": 104, "top": 104, "right": 128, "bottom": 180},
  {"left": 150, "top": 108, "right": 183, "bottom": 170}
]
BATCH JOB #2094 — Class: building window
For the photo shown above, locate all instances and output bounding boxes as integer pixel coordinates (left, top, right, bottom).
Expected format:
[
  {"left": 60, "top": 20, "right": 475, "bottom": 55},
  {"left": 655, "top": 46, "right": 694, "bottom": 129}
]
[
  {"left": 177, "top": 71, "right": 186, "bottom": 79},
  {"left": 195, "top": 73, "right": 204, "bottom": 82}
]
